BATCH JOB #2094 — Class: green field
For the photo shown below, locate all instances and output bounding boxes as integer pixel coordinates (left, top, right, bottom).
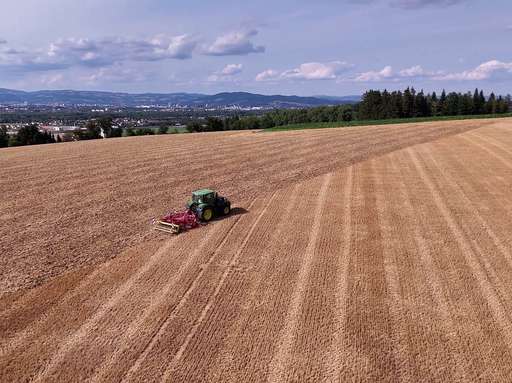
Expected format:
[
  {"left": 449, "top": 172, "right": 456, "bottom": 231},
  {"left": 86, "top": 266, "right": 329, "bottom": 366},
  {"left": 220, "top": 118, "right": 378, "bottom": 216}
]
[{"left": 264, "top": 113, "right": 512, "bottom": 132}]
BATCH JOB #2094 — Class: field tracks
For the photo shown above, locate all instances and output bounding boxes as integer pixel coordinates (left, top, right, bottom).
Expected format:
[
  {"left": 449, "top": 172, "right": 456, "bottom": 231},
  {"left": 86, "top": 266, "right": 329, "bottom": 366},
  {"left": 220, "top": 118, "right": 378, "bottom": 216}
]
[
  {"left": 113, "top": 198, "right": 262, "bottom": 382},
  {"left": 266, "top": 173, "right": 332, "bottom": 383},
  {"left": 89, "top": 215, "right": 230, "bottom": 383},
  {"left": 407, "top": 147, "right": 512, "bottom": 352},
  {"left": 371, "top": 159, "right": 414, "bottom": 383},
  {"left": 159, "top": 191, "right": 280, "bottom": 381},
  {"left": 31, "top": 199, "right": 258, "bottom": 382},
  {"left": 205, "top": 184, "right": 302, "bottom": 382},
  {"left": 420, "top": 144, "right": 512, "bottom": 272},
  {"left": 391, "top": 151, "right": 470, "bottom": 382},
  {"left": 323, "top": 166, "right": 353, "bottom": 380},
  {"left": 461, "top": 134, "right": 512, "bottom": 170}
]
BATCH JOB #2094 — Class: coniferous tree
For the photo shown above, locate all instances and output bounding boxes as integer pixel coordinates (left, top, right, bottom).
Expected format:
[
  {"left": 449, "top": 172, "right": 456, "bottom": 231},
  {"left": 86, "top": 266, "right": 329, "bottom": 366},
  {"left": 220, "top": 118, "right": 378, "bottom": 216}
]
[
  {"left": 430, "top": 92, "right": 438, "bottom": 116},
  {"left": 439, "top": 90, "right": 447, "bottom": 116},
  {"left": 402, "top": 87, "right": 414, "bottom": 118},
  {"left": 460, "top": 92, "right": 474, "bottom": 115},
  {"left": 446, "top": 92, "right": 460, "bottom": 116},
  {"left": 479, "top": 90, "right": 486, "bottom": 114},
  {"left": 473, "top": 88, "right": 482, "bottom": 114},
  {"left": 487, "top": 93, "right": 497, "bottom": 114},
  {"left": 391, "top": 91, "right": 403, "bottom": 118}
]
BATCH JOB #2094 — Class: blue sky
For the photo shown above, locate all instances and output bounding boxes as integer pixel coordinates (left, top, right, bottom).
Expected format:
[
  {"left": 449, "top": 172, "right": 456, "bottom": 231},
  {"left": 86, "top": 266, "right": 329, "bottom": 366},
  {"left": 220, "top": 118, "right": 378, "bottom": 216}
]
[{"left": 0, "top": 0, "right": 510, "bottom": 95}]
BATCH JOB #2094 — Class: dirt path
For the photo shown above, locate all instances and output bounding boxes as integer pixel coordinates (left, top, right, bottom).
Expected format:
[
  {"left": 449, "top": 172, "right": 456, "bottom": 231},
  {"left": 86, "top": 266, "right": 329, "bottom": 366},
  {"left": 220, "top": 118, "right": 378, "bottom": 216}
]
[{"left": 2, "top": 119, "right": 512, "bottom": 381}]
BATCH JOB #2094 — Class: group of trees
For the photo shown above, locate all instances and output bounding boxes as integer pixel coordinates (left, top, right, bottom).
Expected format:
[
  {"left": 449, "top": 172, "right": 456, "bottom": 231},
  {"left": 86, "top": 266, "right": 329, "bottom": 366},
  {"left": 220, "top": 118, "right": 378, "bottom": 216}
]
[
  {"left": 73, "top": 117, "right": 122, "bottom": 140},
  {"left": 186, "top": 105, "right": 355, "bottom": 132},
  {"left": 358, "top": 88, "right": 510, "bottom": 120},
  {"left": 125, "top": 125, "right": 179, "bottom": 136},
  {"left": 0, "top": 124, "right": 56, "bottom": 148},
  {"left": 0, "top": 119, "right": 177, "bottom": 148}
]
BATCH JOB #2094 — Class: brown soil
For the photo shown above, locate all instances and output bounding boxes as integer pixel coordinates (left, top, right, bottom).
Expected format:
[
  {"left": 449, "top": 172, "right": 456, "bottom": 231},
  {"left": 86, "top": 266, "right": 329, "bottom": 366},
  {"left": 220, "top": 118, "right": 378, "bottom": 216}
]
[
  {"left": 2, "top": 118, "right": 512, "bottom": 382},
  {"left": 0, "top": 119, "right": 493, "bottom": 293}
]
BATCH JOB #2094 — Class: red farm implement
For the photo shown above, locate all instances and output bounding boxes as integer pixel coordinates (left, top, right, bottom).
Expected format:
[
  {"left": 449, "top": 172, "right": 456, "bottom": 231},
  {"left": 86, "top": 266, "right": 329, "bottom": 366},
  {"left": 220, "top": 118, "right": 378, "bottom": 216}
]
[{"left": 154, "top": 209, "right": 199, "bottom": 234}]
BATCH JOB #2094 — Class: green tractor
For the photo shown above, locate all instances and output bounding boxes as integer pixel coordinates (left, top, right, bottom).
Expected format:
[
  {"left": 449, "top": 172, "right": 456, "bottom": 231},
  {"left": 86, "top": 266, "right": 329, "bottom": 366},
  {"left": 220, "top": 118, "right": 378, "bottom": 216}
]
[{"left": 186, "top": 189, "right": 231, "bottom": 222}]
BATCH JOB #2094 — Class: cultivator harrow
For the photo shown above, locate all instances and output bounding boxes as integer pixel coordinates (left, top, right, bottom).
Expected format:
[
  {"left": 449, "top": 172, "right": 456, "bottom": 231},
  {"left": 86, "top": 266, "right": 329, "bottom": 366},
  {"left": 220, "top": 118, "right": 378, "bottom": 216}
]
[{"left": 154, "top": 209, "right": 199, "bottom": 234}]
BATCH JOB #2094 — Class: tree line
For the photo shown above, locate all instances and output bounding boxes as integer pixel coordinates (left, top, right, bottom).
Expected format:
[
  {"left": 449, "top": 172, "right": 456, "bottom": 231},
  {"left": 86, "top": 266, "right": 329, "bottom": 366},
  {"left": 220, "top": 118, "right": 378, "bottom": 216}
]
[
  {"left": 185, "top": 105, "right": 355, "bottom": 132},
  {"left": 0, "top": 117, "right": 174, "bottom": 148},
  {"left": 357, "top": 88, "right": 510, "bottom": 120},
  {"left": 0, "top": 125, "right": 56, "bottom": 147}
]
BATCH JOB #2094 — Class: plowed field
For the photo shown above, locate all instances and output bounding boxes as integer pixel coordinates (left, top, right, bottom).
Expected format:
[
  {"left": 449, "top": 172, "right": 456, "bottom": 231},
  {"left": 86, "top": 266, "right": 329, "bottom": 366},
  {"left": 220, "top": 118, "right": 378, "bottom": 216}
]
[{"left": 2, "top": 118, "right": 512, "bottom": 382}]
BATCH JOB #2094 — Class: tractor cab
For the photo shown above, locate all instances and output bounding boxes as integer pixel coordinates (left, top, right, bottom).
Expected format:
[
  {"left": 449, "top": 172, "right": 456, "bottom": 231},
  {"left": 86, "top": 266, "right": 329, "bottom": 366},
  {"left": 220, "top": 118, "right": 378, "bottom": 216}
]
[{"left": 187, "top": 189, "right": 231, "bottom": 222}]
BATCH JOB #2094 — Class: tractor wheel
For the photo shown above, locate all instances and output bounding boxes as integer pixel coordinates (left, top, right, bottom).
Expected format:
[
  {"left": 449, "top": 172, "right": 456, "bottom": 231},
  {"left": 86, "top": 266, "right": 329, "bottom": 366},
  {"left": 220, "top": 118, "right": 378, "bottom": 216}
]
[
  {"left": 202, "top": 208, "right": 214, "bottom": 222},
  {"left": 223, "top": 206, "right": 231, "bottom": 215}
]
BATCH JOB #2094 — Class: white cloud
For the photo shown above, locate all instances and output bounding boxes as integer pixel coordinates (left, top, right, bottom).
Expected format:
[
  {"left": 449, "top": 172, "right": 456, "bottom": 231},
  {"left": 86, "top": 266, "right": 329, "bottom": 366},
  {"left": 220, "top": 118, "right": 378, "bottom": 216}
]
[
  {"left": 399, "top": 65, "right": 444, "bottom": 78},
  {"left": 221, "top": 63, "right": 243, "bottom": 76},
  {"left": 282, "top": 61, "right": 353, "bottom": 80},
  {"left": 399, "top": 65, "right": 426, "bottom": 77},
  {"left": 255, "top": 69, "right": 280, "bottom": 81},
  {"left": 256, "top": 61, "right": 352, "bottom": 82},
  {"left": 437, "top": 60, "right": 512, "bottom": 81},
  {"left": 204, "top": 30, "right": 265, "bottom": 56},
  {"left": 352, "top": 60, "right": 512, "bottom": 83},
  {"left": 353, "top": 64, "right": 439, "bottom": 81},
  {"left": 0, "top": 34, "right": 198, "bottom": 73},
  {"left": 208, "top": 63, "right": 244, "bottom": 82},
  {"left": 354, "top": 66, "right": 394, "bottom": 81}
]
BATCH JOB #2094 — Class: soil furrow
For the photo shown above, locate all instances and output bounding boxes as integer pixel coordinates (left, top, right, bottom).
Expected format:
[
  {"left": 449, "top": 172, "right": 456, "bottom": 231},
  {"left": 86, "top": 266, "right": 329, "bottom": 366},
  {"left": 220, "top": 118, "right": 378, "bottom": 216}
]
[{"left": 266, "top": 173, "right": 332, "bottom": 383}]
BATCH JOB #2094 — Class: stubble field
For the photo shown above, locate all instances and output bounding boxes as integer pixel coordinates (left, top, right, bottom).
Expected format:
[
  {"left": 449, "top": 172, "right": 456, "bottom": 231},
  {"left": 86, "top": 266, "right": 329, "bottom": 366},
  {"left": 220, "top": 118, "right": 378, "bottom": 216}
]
[{"left": 1, "top": 118, "right": 512, "bottom": 382}]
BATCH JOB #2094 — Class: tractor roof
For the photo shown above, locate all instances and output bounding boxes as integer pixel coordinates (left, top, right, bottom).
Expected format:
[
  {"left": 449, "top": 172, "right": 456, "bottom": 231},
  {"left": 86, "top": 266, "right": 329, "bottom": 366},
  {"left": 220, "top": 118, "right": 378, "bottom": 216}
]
[{"left": 192, "top": 189, "right": 215, "bottom": 197}]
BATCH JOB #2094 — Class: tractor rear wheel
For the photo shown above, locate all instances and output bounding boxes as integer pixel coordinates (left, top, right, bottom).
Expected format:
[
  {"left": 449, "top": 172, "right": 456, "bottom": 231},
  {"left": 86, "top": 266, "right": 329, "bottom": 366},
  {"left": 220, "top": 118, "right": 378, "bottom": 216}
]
[{"left": 202, "top": 208, "right": 214, "bottom": 221}]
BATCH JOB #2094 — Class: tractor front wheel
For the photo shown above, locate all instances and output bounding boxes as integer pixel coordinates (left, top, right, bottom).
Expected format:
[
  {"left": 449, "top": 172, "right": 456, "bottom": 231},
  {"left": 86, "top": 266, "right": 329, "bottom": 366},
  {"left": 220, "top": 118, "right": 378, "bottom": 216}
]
[
  {"left": 223, "top": 206, "right": 231, "bottom": 215},
  {"left": 201, "top": 208, "right": 214, "bottom": 222}
]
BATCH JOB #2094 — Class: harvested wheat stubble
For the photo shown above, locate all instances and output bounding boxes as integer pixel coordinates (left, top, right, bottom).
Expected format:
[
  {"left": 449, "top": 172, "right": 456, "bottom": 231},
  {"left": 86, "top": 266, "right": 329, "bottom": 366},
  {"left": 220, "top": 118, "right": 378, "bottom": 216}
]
[
  {"left": 0, "top": 118, "right": 494, "bottom": 293},
  {"left": 2, "top": 118, "right": 512, "bottom": 382}
]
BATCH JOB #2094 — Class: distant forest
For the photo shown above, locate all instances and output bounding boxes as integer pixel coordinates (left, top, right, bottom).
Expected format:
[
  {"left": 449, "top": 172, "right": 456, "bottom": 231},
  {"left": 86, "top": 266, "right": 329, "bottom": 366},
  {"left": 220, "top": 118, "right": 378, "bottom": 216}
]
[{"left": 1, "top": 88, "right": 511, "bottom": 147}]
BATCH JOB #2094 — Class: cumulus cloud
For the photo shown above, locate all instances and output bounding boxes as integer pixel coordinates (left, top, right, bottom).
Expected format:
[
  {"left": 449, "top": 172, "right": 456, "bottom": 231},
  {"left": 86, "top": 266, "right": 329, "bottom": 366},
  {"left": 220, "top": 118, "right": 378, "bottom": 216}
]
[
  {"left": 354, "top": 66, "right": 394, "bottom": 81},
  {"left": 437, "top": 60, "right": 512, "bottom": 81},
  {"left": 208, "top": 63, "right": 244, "bottom": 82},
  {"left": 255, "top": 69, "right": 280, "bottom": 82},
  {"left": 352, "top": 60, "right": 512, "bottom": 83},
  {"left": 282, "top": 61, "right": 353, "bottom": 80},
  {"left": 0, "top": 34, "right": 198, "bottom": 72},
  {"left": 354, "top": 64, "right": 442, "bottom": 81},
  {"left": 204, "top": 30, "right": 265, "bottom": 56},
  {"left": 256, "top": 61, "right": 353, "bottom": 82},
  {"left": 48, "top": 35, "right": 197, "bottom": 65},
  {"left": 220, "top": 63, "right": 243, "bottom": 76}
]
